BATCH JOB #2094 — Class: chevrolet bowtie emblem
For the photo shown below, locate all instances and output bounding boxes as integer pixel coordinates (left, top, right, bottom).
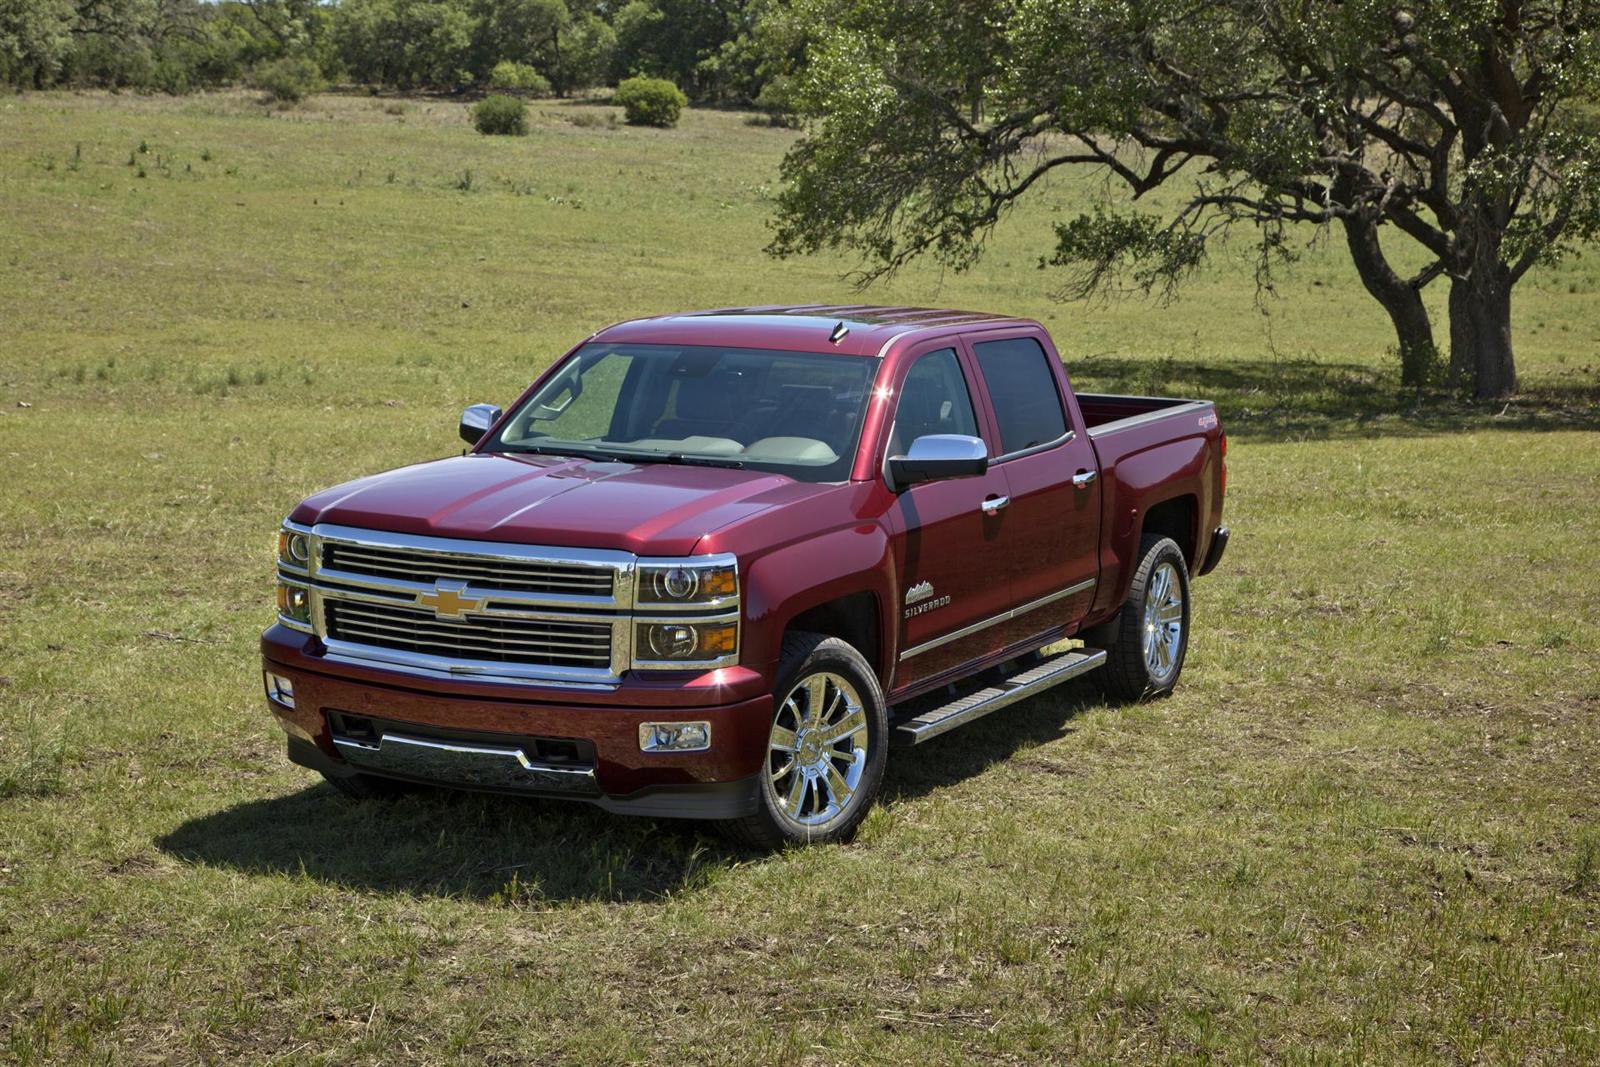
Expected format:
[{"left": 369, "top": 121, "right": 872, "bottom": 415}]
[{"left": 416, "top": 580, "right": 483, "bottom": 619}]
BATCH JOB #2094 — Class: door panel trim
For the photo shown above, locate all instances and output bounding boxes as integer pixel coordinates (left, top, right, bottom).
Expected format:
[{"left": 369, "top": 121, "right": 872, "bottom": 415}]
[{"left": 898, "top": 577, "right": 1097, "bottom": 661}]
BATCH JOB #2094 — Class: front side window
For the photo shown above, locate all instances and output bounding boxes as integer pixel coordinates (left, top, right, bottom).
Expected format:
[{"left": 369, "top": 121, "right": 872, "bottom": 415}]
[
  {"left": 887, "top": 348, "right": 981, "bottom": 457},
  {"left": 483, "top": 343, "right": 877, "bottom": 483},
  {"left": 972, "top": 337, "right": 1069, "bottom": 455}
]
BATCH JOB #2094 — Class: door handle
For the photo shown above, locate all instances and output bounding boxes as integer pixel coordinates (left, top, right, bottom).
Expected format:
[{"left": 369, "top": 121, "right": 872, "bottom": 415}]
[
  {"left": 1072, "top": 470, "right": 1098, "bottom": 490},
  {"left": 980, "top": 495, "right": 1010, "bottom": 515}
]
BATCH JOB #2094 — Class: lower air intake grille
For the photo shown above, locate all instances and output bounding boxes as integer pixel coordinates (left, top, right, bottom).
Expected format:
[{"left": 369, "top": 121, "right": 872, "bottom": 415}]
[{"left": 325, "top": 600, "right": 612, "bottom": 669}]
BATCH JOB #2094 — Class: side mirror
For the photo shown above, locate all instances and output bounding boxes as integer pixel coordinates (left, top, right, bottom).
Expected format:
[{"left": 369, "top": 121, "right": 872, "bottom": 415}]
[
  {"left": 887, "top": 434, "right": 988, "bottom": 491},
  {"left": 459, "top": 403, "right": 503, "bottom": 446}
]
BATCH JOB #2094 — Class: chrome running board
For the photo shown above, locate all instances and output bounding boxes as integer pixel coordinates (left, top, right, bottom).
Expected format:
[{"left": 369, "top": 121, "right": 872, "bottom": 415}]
[{"left": 892, "top": 648, "right": 1107, "bottom": 746}]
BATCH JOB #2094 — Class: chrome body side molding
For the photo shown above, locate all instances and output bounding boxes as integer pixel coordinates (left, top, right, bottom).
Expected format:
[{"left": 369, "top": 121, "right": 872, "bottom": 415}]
[{"left": 898, "top": 577, "right": 1097, "bottom": 661}]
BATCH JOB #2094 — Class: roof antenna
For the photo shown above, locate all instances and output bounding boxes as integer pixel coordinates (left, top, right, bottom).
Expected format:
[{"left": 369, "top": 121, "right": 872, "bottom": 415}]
[{"left": 829, "top": 321, "right": 850, "bottom": 345}]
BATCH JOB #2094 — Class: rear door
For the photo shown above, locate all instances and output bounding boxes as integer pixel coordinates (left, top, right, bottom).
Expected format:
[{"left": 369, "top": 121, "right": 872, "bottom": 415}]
[
  {"left": 963, "top": 329, "right": 1102, "bottom": 648},
  {"left": 883, "top": 342, "right": 1015, "bottom": 691}
]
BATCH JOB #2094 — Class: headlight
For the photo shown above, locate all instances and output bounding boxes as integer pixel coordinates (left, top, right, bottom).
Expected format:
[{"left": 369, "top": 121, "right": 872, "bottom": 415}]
[
  {"left": 634, "top": 620, "right": 738, "bottom": 666},
  {"left": 277, "top": 526, "right": 310, "bottom": 569},
  {"left": 635, "top": 555, "right": 738, "bottom": 607},
  {"left": 277, "top": 580, "right": 312, "bottom": 629}
]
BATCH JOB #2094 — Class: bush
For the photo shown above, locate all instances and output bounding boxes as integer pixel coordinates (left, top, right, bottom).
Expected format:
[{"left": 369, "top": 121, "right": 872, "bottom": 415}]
[
  {"left": 614, "top": 76, "right": 685, "bottom": 128},
  {"left": 471, "top": 94, "right": 527, "bottom": 135},
  {"left": 488, "top": 61, "right": 550, "bottom": 96},
  {"left": 252, "top": 57, "right": 324, "bottom": 104}
]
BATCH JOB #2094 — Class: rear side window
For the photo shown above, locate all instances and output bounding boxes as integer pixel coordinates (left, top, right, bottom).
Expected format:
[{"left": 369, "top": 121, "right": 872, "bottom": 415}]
[{"left": 972, "top": 337, "right": 1068, "bottom": 454}]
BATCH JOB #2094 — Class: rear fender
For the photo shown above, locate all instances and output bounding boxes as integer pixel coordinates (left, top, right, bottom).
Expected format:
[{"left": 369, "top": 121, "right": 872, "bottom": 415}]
[{"left": 1089, "top": 436, "right": 1218, "bottom": 620}]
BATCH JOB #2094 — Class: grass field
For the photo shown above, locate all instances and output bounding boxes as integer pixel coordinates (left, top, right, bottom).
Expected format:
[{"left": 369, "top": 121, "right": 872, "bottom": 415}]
[{"left": 2, "top": 88, "right": 1599, "bottom": 1064}]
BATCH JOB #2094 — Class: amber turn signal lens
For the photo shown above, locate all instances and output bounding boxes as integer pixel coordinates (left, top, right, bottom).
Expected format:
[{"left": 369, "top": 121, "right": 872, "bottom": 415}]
[{"left": 698, "top": 568, "right": 737, "bottom": 598}]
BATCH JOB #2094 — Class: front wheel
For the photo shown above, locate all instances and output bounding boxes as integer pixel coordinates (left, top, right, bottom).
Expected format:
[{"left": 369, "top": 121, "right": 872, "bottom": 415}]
[
  {"left": 721, "top": 632, "right": 888, "bottom": 848},
  {"left": 1095, "top": 534, "right": 1191, "bottom": 702}
]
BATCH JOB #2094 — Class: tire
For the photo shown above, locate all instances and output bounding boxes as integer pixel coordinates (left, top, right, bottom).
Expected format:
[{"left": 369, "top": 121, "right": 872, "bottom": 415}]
[
  {"left": 1094, "top": 534, "right": 1191, "bottom": 702},
  {"left": 720, "top": 632, "right": 888, "bottom": 848},
  {"left": 320, "top": 771, "right": 418, "bottom": 800}
]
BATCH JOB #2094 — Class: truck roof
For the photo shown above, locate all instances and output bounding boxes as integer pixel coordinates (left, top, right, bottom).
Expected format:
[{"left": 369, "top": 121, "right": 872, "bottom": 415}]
[{"left": 590, "top": 304, "right": 1036, "bottom": 358}]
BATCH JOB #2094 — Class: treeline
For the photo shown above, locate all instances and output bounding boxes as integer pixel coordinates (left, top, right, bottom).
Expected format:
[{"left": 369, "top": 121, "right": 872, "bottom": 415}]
[{"left": 0, "top": 0, "right": 806, "bottom": 106}]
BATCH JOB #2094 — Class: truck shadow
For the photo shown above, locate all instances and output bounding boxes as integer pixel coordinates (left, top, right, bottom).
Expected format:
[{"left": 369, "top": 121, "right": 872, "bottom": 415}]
[
  {"left": 157, "top": 785, "right": 740, "bottom": 904},
  {"left": 157, "top": 685, "right": 1099, "bottom": 902},
  {"left": 880, "top": 681, "right": 1100, "bottom": 807}
]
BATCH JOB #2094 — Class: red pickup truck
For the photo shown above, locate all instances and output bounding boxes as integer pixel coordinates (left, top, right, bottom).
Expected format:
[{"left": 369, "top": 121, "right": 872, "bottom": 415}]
[{"left": 263, "top": 306, "right": 1228, "bottom": 846}]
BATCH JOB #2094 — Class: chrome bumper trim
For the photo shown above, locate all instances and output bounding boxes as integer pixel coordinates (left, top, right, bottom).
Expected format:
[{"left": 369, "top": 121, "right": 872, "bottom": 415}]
[{"left": 331, "top": 731, "right": 600, "bottom": 795}]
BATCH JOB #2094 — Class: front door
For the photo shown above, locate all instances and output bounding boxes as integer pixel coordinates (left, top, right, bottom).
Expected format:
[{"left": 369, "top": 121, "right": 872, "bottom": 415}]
[{"left": 885, "top": 345, "right": 1014, "bottom": 692}]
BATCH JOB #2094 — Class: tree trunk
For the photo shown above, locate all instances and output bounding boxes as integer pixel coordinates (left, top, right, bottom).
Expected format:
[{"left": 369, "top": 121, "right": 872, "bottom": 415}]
[
  {"left": 1445, "top": 210, "right": 1518, "bottom": 399},
  {"left": 1340, "top": 214, "right": 1437, "bottom": 387},
  {"left": 1447, "top": 269, "right": 1517, "bottom": 399}
]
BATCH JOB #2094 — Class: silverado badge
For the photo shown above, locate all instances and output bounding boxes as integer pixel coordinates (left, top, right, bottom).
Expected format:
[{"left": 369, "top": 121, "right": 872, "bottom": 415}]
[
  {"left": 416, "top": 580, "right": 484, "bottom": 619},
  {"left": 903, "top": 580, "right": 951, "bottom": 619}
]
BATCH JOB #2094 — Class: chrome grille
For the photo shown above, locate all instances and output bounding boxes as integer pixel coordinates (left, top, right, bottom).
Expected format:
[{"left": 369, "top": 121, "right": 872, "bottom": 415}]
[
  {"left": 322, "top": 542, "right": 614, "bottom": 598},
  {"left": 325, "top": 600, "right": 613, "bottom": 669}
]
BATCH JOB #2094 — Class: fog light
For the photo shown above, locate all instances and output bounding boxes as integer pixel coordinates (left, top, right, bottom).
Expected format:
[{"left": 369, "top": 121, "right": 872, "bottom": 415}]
[
  {"left": 264, "top": 671, "right": 296, "bottom": 708},
  {"left": 638, "top": 721, "right": 711, "bottom": 752},
  {"left": 276, "top": 581, "right": 311, "bottom": 625}
]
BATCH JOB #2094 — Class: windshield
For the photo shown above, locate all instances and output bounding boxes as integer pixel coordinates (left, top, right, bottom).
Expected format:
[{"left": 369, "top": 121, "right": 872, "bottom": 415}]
[{"left": 483, "top": 343, "right": 878, "bottom": 483}]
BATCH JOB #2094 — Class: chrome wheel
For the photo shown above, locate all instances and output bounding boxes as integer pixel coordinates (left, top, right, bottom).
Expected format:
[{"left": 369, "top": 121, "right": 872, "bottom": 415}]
[
  {"left": 765, "top": 671, "right": 870, "bottom": 827},
  {"left": 1142, "top": 560, "right": 1185, "bottom": 681}
]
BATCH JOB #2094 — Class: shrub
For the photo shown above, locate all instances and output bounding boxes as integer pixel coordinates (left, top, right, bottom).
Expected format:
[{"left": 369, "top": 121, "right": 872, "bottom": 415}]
[
  {"left": 471, "top": 94, "right": 527, "bottom": 136},
  {"left": 488, "top": 61, "right": 550, "bottom": 96},
  {"left": 614, "top": 76, "right": 685, "bottom": 128},
  {"left": 252, "top": 56, "right": 324, "bottom": 105}
]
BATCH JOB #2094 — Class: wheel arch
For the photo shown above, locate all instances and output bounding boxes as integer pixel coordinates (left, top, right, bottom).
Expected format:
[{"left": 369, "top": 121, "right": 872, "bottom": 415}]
[{"left": 740, "top": 525, "right": 897, "bottom": 692}]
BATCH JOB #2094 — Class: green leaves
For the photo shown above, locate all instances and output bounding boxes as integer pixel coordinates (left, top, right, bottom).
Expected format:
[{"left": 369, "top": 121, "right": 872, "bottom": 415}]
[
  {"left": 771, "top": 0, "right": 1600, "bottom": 394},
  {"left": 1047, "top": 209, "right": 1208, "bottom": 298}
]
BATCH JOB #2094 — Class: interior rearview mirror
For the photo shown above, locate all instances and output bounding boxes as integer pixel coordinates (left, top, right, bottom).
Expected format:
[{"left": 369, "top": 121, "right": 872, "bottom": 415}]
[
  {"left": 887, "top": 434, "right": 988, "bottom": 491},
  {"left": 459, "top": 403, "right": 503, "bottom": 445}
]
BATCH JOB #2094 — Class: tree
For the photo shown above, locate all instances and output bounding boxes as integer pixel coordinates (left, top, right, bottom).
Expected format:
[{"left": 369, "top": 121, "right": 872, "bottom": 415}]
[
  {"left": 611, "top": 0, "right": 744, "bottom": 96},
  {"left": 769, "top": 0, "right": 1600, "bottom": 398},
  {"left": 334, "top": 0, "right": 474, "bottom": 89},
  {"left": 1, "top": 0, "right": 74, "bottom": 86}
]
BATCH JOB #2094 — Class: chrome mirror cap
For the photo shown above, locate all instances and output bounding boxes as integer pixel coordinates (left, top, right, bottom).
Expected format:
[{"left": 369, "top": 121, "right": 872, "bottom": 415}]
[
  {"left": 459, "top": 403, "right": 503, "bottom": 446},
  {"left": 887, "top": 433, "right": 988, "bottom": 490}
]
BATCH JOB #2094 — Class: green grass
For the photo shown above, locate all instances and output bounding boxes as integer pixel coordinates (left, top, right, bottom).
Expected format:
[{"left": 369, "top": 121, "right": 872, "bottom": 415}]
[{"left": 2, "top": 88, "right": 1599, "bottom": 1064}]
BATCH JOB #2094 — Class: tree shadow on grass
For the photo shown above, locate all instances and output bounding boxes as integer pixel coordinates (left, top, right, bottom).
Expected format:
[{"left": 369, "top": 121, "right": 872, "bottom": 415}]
[{"left": 1069, "top": 354, "right": 1600, "bottom": 442}]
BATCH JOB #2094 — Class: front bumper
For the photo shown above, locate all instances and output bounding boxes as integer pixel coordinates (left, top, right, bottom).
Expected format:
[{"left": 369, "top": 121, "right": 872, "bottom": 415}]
[{"left": 262, "top": 625, "right": 770, "bottom": 819}]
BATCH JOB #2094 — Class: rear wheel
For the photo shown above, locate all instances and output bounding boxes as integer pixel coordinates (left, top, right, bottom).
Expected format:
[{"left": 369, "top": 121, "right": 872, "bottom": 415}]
[
  {"left": 1095, "top": 534, "right": 1191, "bottom": 702},
  {"left": 721, "top": 632, "right": 887, "bottom": 848}
]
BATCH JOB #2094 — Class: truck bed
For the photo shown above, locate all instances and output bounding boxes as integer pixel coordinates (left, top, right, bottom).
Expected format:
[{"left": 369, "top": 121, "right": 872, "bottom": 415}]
[{"left": 1077, "top": 393, "right": 1214, "bottom": 436}]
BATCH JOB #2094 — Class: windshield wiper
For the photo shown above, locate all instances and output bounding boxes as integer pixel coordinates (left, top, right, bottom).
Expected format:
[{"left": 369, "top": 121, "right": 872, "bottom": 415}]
[
  {"left": 499, "top": 443, "right": 613, "bottom": 461},
  {"left": 661, "top": 453, "right": 746, "bottom": 469},
  {"left": 501, "top": 442, "right": 745, "bottom": 469}
]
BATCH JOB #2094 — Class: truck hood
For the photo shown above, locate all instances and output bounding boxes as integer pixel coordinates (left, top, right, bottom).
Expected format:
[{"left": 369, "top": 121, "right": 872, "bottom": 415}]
[{"left": 289, "top": 452, "right": 826, "bottom": 556}]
